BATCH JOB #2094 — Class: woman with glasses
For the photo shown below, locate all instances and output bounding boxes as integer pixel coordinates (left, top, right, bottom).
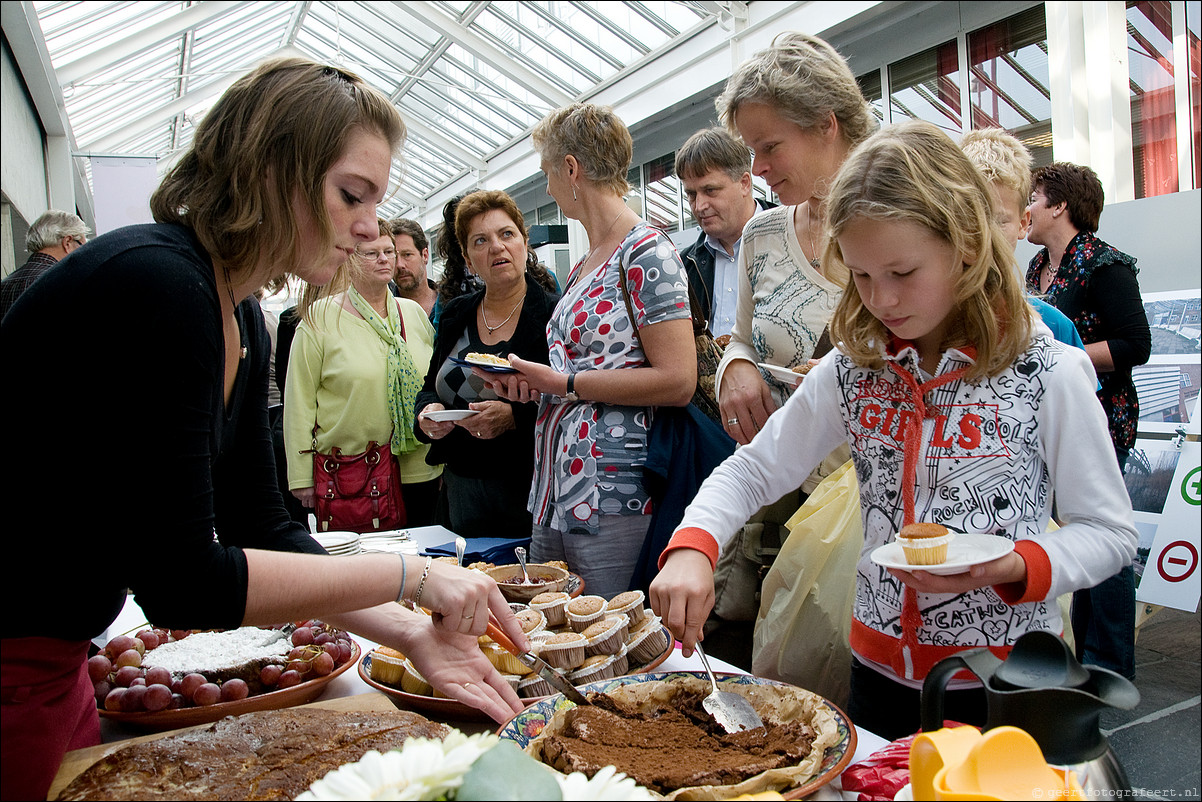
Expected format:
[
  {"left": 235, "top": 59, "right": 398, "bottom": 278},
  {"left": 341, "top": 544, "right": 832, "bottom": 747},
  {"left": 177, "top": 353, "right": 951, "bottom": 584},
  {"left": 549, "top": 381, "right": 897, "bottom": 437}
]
[{"left": 284, "top": 219, "right": 442, "bottom": 529}]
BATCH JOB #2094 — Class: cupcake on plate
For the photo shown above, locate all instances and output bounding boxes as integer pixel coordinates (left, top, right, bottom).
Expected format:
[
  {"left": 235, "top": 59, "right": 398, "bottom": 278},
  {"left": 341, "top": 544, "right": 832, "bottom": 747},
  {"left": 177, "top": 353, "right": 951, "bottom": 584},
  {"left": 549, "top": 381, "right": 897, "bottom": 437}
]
[
  {"left": 581, "top": 617, "right": 625, "bottom": 656},
  {"left": 515, "top": 607, "right": 547, "bottom": 636},
  {"left": 368, "top": 647, "right": 406, "bottom": 686},
  {"left": 897, "top": 522, "right": 955, "bottom": 566},
  {"left": 530, "top": 591, "right": 570, "bottom": 628},
  {"left": 517, "top": 673, "right": 554, "bottom": 699},
  {"left": 480, "top": 641, "right": 531, "bottom": 676},
  {"left": 568, "top": 653, "right": 621, "bottom": 685},
  {"left": 626, "top": 622, "right": 669, "bottom": 665},
  {"left": 610, "top": 644, "right": 630, "bottom": 677},
  {"left": 566, "top": 595, "right": 607, "bottom": 632},
  {"left": 606, "top": 590, "right": 646, "bottom": 627},
  {"left": 400, "top": 659, "right": 432, "bottom": 696},
  {"left": 539, "top": 632, "right": 587, "bottom": 671},
  {"left": 603, "top": 612, "right": 630, "bottom": 643}
]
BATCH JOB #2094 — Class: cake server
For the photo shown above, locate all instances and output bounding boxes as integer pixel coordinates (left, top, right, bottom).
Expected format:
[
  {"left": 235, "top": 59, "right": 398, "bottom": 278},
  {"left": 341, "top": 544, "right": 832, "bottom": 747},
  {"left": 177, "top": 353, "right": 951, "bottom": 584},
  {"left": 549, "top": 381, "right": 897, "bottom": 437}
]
[
  {"left": 695, "top": 642, "right": 764, "bottom": 732},
  {"left": 486, "top": 616, "right": 590, "bottom": 706}
]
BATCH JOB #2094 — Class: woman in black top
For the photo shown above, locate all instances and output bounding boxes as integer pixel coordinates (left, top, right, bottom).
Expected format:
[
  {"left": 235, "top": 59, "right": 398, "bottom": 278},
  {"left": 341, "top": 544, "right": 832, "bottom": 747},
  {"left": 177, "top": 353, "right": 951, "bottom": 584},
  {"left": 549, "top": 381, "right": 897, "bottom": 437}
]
[
  {"left": 416, "top": 190, "right": 560, "bottom": 538},
  {"left": 1, "top": 59, "right": 527, "bottom": 800}
]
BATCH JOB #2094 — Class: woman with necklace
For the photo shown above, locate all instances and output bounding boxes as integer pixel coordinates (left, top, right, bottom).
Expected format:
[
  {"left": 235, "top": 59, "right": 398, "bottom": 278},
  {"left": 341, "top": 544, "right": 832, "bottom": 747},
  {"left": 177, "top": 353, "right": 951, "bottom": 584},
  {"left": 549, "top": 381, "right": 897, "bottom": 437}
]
[
  {"left": 480, "top": 103, "right": 696, "bottom": 599},
  {"left": 415, "top": 190, "right": 559, "bottom": 539},
  {"left": 285, "top": 219, "right": 442, "bottom": 529}
]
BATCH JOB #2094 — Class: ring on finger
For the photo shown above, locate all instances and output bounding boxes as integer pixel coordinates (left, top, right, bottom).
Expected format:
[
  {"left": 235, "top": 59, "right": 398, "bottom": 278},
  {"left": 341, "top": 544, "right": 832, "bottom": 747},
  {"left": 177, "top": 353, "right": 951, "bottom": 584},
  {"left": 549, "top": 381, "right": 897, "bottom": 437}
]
[{"left": 462, "top": 613, "right": 474, "bottom": 620}]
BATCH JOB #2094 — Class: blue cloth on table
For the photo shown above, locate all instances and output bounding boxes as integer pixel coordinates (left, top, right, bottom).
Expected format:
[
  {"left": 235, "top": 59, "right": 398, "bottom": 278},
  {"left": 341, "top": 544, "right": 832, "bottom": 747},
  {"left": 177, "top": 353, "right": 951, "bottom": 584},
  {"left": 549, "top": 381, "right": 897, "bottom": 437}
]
[{"left": 422, "top": 536, "right": 532, "bottom": 565}]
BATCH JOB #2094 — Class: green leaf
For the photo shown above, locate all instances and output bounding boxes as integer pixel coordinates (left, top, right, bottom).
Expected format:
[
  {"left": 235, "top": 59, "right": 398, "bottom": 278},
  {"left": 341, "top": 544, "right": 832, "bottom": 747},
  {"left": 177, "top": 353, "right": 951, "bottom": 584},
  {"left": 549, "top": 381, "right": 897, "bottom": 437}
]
[{"left": 456, "top": 741, "right": 562, "bottom": 801}]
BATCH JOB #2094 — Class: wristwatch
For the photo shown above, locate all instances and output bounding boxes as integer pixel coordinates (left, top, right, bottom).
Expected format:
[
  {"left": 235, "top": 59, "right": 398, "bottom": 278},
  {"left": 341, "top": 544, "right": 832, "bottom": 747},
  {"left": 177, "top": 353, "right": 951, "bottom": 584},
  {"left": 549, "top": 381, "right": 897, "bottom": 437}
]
[{"left": 565, "top": 372, "right": 580, "bottom": 403}]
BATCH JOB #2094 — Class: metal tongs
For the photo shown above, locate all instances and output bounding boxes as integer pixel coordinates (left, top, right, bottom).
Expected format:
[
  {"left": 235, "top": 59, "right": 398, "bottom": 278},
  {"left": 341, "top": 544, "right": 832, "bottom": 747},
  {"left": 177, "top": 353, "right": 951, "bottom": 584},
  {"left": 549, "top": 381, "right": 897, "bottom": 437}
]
[{"left": 486, "top": 614, "right": 590, "bottom": 706}]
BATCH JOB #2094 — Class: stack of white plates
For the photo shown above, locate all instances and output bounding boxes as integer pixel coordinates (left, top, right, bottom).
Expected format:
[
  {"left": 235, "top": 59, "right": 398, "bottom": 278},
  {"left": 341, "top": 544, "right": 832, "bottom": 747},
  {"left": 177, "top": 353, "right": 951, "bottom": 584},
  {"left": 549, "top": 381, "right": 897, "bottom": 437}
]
[
  {"left": 313, "top": 531, "right": 361, "bottom": 555},
  {"left": 359, "top": 530, "right": 418, "bottom": 555}
]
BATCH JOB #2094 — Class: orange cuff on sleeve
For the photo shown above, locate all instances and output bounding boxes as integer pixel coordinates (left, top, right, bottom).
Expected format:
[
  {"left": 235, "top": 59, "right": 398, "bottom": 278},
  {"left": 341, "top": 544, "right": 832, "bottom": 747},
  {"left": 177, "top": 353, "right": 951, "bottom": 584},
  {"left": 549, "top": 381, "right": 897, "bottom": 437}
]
[
  {"left": 994, "top": 539, "right": 1052, "bottom": 605},
  {"left": 658, "top": 527, "right": 721, "bottom": 571}
]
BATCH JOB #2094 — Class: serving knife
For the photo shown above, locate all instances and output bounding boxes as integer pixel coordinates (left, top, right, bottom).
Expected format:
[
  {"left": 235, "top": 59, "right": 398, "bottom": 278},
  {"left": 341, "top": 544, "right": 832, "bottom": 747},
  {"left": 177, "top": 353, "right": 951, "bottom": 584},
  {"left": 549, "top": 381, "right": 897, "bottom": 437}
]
[{"left": 486, "top": 615, "right": 590, "bottom": 706}]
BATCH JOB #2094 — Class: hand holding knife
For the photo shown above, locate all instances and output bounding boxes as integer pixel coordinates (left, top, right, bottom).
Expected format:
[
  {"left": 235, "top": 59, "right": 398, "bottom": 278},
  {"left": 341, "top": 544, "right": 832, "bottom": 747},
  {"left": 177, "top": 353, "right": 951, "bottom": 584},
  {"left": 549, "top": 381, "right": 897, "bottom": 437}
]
[{"left": 486, "top": 614, "right": 590, "bottom": 706}]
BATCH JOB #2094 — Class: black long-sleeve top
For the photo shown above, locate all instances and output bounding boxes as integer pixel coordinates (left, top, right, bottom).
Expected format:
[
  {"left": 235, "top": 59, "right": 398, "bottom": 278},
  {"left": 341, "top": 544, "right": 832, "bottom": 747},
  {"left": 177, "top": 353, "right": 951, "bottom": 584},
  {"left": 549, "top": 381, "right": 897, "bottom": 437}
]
[
  {"left": 1026, "top": 230, "right": 1151, "bottom": 452},
  {"left": 3, "top": 224, "right": 324, "bottom": 641},
  {"left": 414, "top": 273, "right": 559, "bottom": 478}
]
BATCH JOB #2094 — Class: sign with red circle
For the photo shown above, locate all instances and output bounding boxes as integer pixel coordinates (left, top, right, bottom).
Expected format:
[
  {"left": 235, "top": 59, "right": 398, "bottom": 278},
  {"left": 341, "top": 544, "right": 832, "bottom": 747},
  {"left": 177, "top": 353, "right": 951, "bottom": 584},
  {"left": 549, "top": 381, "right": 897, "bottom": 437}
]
[{"left": 1157, "top": 540, "right": 1199, "bottom": 584}]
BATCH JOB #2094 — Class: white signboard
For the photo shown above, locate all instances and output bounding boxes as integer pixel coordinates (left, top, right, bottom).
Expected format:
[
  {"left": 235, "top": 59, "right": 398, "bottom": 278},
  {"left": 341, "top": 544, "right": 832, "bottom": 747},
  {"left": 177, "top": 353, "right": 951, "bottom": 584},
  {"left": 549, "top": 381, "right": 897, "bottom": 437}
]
[
  {"left": 90, "top": 156, "right": 159, "bottom": 236},
  {"left": 1129, "top": 436, "right": 1201, "bottom": 612}
]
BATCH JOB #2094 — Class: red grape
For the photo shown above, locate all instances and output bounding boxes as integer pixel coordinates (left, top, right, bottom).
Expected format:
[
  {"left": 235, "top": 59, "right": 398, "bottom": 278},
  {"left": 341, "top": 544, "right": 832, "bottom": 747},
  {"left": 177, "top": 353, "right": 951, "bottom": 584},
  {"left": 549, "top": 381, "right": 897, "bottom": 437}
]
[
  {"left": 142, "top": 684, "right": 172, "bottom": 712},
  {"left": 105, "top": 635, "right": 135, "bottom": 658},
  {"left": 286, "top": 659, "right": 309, "bottom": 675},
  {"left": 170, "top": 630, "right": 190, "bottom": 641},
  {"left": 277, "top": 669, "right": 302, "bottom": 689},
  {"left": 311, "top": 652, "right": 335, "bottom": 677},
  {"left": 137, "top": 629, "right": 161, "bottom": 650},
  {"left": 115, "top": 649, "right": 142, "bottom": 669},
  {"left": 220, "top": 679, "right": 249, "bottom": 702},
  {"left": 129, "top": 677, "right": 147, "bottom": 687},
  {"left": 145, "top": 667, "right": 172, "bottom": 687},
  {"left": 260, "top": 665, "right": 283, "bottom": 686},
  {"left": 291, "top": 627, "right": 315, "bottom": 647},
  {"left": 336, "top": 641, "right": 353, "bottom": 663},
  {"left": 322, "top": 643, "right": 340, "bottom": 660},
  {"left": 121, "top": 684, "right": 147, "bottom": 712},
  {"left": 180, "top": 673, "right": 207, "bottom": 699},
  {"left": 93, "top": 680, "right": 112, "bottom": 702},
  {"left": 113, "top": 666, "right": 142, "bottom": 687},
  {"left": 103, "top": 688, "right": 126, "bottom": 711},
  {"left": 169, "top": 693, "right": 185, "bottom": 710},
  {"left": 193, "top": 683, "right": 221, "bottom": 706},
  {"left": 313, "top": 631, "right": 334, "bottom": 646},
  {"left": 87, "top": 655, "right": 112, "bottom": 682}
]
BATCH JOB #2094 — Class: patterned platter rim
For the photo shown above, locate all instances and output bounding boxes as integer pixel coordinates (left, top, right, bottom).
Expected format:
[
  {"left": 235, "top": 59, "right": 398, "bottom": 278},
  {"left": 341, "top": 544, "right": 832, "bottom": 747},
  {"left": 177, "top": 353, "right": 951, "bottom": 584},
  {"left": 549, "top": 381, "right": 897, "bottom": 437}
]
[
  {"left": 358, "top": 625, "right": 675, "bottom": 722},
  {"left": 97, "top": 641, "right": 361, "bottom": 732},
  {"left": 494, "top": 670, "right": 857, "bottom": 800}
]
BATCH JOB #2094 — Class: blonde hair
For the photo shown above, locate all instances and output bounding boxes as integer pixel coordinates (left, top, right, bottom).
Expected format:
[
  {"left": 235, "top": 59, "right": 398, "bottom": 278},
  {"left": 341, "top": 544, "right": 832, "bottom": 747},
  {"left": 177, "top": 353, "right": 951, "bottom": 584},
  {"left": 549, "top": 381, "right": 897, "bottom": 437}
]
[
  {"left": 825, "top": 120, "right": 1034, "bottom": 381},
  {"left": 151, "top": 57, "right": 404, "bottom": 313},
  {"left": 716, "top": 32, "right": 875, "bottom": 148},
  {"left": 531, "top": 103, "right": 632, "bottom": 197},
  {"left": 960, "top": 128, "right": 1033, "bottom": 214}
]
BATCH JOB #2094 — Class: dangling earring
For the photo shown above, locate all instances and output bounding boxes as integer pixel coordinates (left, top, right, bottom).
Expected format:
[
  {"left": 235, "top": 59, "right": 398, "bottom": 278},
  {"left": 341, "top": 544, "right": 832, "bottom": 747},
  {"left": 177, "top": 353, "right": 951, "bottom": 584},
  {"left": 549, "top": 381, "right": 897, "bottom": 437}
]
[{"left": 572, "top": 185, "right": 577, "bottom": 202}]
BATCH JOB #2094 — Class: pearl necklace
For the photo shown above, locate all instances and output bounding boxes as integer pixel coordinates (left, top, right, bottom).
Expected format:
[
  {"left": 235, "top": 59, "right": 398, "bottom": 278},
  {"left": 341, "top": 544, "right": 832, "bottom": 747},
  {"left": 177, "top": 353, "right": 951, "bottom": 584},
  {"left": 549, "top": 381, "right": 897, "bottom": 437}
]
[{"left": 481, "top": 291, "right": 526, "bottom": 334}]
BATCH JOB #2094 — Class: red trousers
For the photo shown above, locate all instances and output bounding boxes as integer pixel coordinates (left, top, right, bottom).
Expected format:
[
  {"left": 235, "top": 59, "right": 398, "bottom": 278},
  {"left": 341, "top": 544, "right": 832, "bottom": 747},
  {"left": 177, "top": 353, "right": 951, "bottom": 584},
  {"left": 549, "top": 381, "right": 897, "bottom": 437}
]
[{"left": 2, "top": 638, "right": 100, "bottom": 801}]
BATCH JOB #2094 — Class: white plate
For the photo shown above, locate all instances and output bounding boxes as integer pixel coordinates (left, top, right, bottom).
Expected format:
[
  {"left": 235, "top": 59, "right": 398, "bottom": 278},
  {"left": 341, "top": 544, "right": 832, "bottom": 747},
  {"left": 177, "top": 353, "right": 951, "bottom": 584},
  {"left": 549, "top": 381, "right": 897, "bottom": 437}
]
[
  {"left": 420, "top": 408, "right": 479, "bottom": 422},
  {"left": 757, "top": 362, "right": 806, "bottom": 386},
  {"left": 869, "top": 533, "right": 1015, "bottom": 576}
]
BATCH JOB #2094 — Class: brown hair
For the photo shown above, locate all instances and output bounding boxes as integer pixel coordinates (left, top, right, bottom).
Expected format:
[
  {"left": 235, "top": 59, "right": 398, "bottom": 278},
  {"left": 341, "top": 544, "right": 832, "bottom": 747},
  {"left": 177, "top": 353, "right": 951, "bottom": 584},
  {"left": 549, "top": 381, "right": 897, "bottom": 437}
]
[
  {"left": 389, "top": 217, "right": 428, "bottom": 253},
  {"left": 824, "top": 120, "right": 1033, "bottom": 381},
  {"left": 454, "top": 190, "right": 557, "bottom": 296},
  {"left": 674, "top": 127, "right": 751, "bottom": 182},
  {"left": 150, "top": 57, "right": 404, "bottom": 308},
  {"left": 531, "top": 103, "right": 632, "bottom": 197},
  {"left": 1031, "top": 162, "right": 1105, "bottom": 233}
]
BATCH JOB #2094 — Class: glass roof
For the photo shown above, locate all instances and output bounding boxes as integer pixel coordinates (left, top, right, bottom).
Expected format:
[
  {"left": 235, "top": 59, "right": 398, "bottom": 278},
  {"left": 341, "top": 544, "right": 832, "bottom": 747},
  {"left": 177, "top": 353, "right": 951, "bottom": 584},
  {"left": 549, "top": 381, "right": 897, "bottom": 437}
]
[{"left": 33, "top": 1, "right": 717, "bottom": 220}]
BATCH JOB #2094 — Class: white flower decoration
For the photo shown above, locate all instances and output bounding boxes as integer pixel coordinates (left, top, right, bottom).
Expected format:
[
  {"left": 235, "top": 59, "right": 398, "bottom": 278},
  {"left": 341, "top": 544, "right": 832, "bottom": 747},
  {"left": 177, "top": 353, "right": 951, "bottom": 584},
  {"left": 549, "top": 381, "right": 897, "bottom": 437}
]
[
  {"left": 555, "top": 765, "right": 656, "bottom": 801},
  {"left": 297, "top": 731, "right": 498, "bottom": 801}
]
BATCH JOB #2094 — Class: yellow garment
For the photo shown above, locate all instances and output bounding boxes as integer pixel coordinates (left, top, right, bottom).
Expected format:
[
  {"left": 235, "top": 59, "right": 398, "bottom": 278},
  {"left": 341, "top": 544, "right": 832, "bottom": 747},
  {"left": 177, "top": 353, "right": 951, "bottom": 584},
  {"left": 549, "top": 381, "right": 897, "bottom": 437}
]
[
  {"left": 753, "top": 460, "right": 862, "bottom": 708},
  {"left": 284, "top": 296, "right": 440, "bottom": 489}
]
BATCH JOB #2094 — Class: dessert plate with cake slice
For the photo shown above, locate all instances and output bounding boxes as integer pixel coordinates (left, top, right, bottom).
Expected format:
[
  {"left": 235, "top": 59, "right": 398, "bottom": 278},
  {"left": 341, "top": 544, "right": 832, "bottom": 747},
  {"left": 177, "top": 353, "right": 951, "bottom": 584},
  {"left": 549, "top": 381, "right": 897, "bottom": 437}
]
[
  {"left": 870, "top": 533, "right": 1015, "bottom": 576},
  {"left": 450, "top": 354, "right": 518, "bottom": 373}
]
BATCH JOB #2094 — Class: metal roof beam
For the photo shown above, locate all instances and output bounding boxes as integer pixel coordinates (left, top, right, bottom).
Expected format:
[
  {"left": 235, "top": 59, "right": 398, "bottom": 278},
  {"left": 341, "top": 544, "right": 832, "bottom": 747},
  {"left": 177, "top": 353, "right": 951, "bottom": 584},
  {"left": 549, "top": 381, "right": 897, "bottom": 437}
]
[
  {"left": 88, "top": 44, "right": 307, "bottom": 153},
  {"left": 401, "top": 115, "right": 488, "bottom": 172},
  {"left": 56, "top": 0, "right": 247, "bottom": 86},
  {"left": 388, "top": 0, "right": 572, "bottom": 109}
]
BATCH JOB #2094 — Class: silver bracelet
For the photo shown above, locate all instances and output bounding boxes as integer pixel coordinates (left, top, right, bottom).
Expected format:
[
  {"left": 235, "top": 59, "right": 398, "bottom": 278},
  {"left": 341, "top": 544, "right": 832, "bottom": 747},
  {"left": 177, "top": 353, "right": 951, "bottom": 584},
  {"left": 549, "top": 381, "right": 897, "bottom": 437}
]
[
  {"left": 414, "top": 556, "right": 432, "bottom": 608},
  {"left": 395, "top": 554, "right": 408, "bottom": 604}
]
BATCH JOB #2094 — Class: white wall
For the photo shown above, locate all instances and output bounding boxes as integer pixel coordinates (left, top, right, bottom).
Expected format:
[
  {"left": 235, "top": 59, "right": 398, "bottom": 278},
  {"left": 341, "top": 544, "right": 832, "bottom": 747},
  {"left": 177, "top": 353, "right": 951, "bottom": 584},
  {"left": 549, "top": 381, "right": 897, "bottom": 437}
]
[{"left": 1, "top": 39, "right": 48, "bottom": 275}]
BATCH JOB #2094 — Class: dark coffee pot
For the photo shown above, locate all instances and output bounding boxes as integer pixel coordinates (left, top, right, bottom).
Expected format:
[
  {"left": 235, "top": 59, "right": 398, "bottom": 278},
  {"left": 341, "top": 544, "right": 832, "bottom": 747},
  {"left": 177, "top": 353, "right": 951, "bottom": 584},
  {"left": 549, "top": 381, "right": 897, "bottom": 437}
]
[{"left": 922, "top": 630, "right": 1139, "bottom": 794}]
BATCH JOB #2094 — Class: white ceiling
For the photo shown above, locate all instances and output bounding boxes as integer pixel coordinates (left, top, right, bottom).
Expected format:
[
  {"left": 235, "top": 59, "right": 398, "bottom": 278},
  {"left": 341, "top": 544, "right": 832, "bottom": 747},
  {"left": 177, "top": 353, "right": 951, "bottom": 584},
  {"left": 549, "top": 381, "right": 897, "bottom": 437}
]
[{"left": 29, "top": 1, "right": 725, "bottom": 221}]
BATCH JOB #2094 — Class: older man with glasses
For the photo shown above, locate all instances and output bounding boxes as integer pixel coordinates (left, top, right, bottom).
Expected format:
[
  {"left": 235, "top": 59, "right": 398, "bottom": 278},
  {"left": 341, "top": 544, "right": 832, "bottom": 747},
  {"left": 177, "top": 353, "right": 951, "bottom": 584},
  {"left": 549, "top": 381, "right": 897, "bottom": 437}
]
[{"left": 1, "top": 210, "right": 90, "bottom": 319}]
